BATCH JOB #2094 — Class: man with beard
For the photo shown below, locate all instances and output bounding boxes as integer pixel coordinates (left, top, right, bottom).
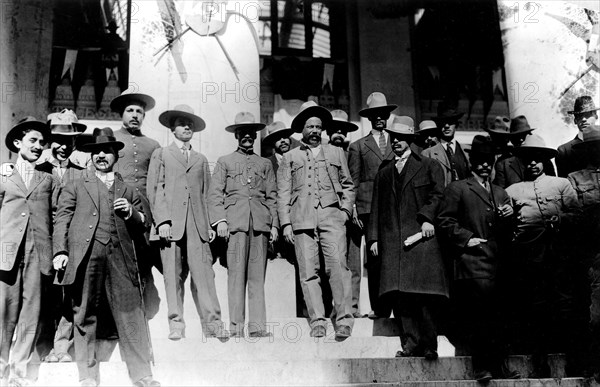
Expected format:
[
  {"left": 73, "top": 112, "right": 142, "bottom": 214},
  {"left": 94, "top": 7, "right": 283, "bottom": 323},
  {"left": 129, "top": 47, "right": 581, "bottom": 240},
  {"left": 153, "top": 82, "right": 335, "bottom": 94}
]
[
  {"left": 422, "top": 102, "right": 469, "bottom": 186},
  {"left": 368, "top": 116, "right": 447, "bottom": 360},
  {"left": 437, "top": 136, "right": 520, "bottom": 382},
  {"left": 493, "top": 116, "right": 556, "bottom": 188},
  {"left": 277, "top": 101, "right": 355, "bottom": 339},
  {"left": 557, "top": 96, "right": 599, "bottom": 177},
  {"left": 416, "top": 120, "right": 439, "bottom": 152},
  {"left": 348, "top": 92, "right": 396, "bottom": 319},
  {"left": 53, "top": 127, "right": 159, "bottom": 387},
  {"left": 110, "top": 91, "right": 160, "bottom": 320},
  {"left": 264, "top": 121, "right": 295, "bottom": 175},
  {"left": 208, "top": 112, "right": 279, "bottom": 338},
  {"left": 505, "top": 134, "right": 580, "bottom": 377},
  {"left": 1, "top": 117, "right": 55, "bottom": 387}
]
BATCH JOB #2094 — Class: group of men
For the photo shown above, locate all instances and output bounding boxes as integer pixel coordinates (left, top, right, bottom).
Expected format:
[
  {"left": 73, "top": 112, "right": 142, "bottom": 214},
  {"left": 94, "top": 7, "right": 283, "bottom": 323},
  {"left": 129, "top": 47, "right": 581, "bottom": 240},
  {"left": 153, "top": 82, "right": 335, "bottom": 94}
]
[{"left": 1, "top": 88, "right": 599, "bottom": 387}]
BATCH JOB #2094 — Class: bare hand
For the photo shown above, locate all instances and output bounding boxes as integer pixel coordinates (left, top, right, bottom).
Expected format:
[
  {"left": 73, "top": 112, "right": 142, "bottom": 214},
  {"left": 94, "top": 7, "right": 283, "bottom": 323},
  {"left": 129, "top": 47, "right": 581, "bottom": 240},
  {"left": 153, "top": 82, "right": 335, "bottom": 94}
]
[
  {"left": 283, "top": 225, "right": 294, "bottom": 244},
  {"left": 270, "top": 227, "right": 279, "bottom": 243},
  {"left": 351, "top": 208, "right": 363, "bottom": 229},
  {"left": 53, "top": 254, "right": 69, "bottom": 271},
  {"left": 217, "top": 222, "right": 229, "bottom": 240},
  {"left": 158, "top": 223, "right": 172, "bottom": 240},
  {"left": 497, "top": 204, "right": 513, "bottom": 218},
  {"left": 370, "top": 242, "right": 378, "bottom": 257},
  {"left": 113, "top": 198, "right": 132, "bottom": 217},
  {"left": 467, "top": 238, "right": 487, "bottom": 247},
  {"left": 208, "top": 229, "right": 216, "bottom": 243},
  {"left": 421, "top": 222, "right": 435, "bottom": 238}
]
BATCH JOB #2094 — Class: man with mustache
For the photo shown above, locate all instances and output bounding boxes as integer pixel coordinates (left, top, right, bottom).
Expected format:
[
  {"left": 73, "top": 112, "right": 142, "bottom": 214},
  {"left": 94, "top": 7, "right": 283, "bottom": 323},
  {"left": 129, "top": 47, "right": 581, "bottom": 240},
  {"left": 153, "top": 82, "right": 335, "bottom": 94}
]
[
  {"left": 1, "top": 117, "right": 56, "bottom": 387},
  {"left": 421, "top": 102, "right": 469, "bottom": 186},
  {"left": 367, "top": 116, "right": 447, "bottom": 360},
  {"left": 416, "top": 120, "right": 439, "bottom": 152},
  {"left": 277, "top": 101, "right": 355, "bottom": 339},
  {"left": 52, "top": 127, "right": 159, "bottom": 387},
  {"left": 505, "top": 134, "right": 580, "bottom": 377},
  {"left": 557, "top": 96, "right": 599, "bottom": 177},
  {"left": 208, "top": 112, "right": 279, "bottom": 338},
  {"left": 437, "top": 136, "right": 520, "bottom": 382},
  {"left": 147, "top": 105, "right": 226, "bottom": 341},
  {"left": 348, "top": 92, "right": 396, "bottom": 320}
]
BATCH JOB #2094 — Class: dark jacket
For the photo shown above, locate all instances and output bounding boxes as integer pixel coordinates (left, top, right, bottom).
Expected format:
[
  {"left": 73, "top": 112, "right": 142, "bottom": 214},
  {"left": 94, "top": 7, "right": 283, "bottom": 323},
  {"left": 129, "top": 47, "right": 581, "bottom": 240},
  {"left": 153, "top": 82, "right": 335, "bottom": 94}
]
[{"left": 556, "top": 136, "right": 585, "bottom": 178}]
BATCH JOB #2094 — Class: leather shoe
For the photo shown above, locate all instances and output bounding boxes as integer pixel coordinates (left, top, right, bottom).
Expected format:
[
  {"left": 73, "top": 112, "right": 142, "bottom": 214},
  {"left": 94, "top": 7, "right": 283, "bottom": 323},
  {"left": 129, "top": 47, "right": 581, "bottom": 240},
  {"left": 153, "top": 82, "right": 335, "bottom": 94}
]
[
  {"left": 352, "top": 311, "right": 366, "bottom": 318},
  {"left": 133, "top": 376, "right": 161, "bottom": 387},
  {"left": 367, "top": 311, "right": 380, "bottom": 320},
  {"left": 249, "top": 330, "right": 273, "bottom": 338},
  {"left": 310, "top": 325, "right": 326, "bottom": 338},
  {"left": 205, "top": 330, "right": 230, "bottom": 342},
  {"left": 395, "top": 350, "right": 416, "bottom": 358},
  {"left": 80, "top": 378, "right": 98, "bottom": 387},
  {"left": 334, "top": 325, "right": 352, "bottom": 341},
  {"left": 423, "top": 349, "right": 438, "bottom": 361},
  {"left": 57, "top": 352, "right": 73, "bottom": 362},
  {"left": 168, "top": 330, "right": 184, "bottom": 341},
  {"left": 229, "top": 330, "right": 244, "bottom": 338},
  {"left": 474, "top": 370, "right": 493, "bottom": 383},
  {"left": 45, "top": 351, "right": 59, "bottom": 363}
]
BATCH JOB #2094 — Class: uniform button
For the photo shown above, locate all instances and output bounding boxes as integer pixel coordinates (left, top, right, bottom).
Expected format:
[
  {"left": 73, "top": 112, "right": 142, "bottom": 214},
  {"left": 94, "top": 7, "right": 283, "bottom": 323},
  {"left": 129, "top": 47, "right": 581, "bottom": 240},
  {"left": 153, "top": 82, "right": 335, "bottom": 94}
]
[
  {"left": 308, "top": 166, "right": 312, "bottom": 169},
  {"left": 486, "top": 208, "right": 491, "bottom": 211},
  {"left": 134, "top": 169, "right": 138, "bottom": 172},
  {"left": 21, "top": 212, "right": 26, "bottom": 216},
  {"left": 89, "top": 225, "right": 93, "bottom": 228},
  {"left": 86, "top": 238, "right": 90, "bottom": 242},
  {"left": 134, "top": 160, "right": 138, "bottom": 163},
  {"left": 136, "top": 187, "right": 140, "bottom": 191},
  {"left": 308, "top": 175, "right": 311, "bottom": 178},
  {"left": 133, "top": 144, "right": 137, "bottom": 147},
  {"left": 308, "top": 192, "right": 311, "bottom": 195},
  {"left": 93, "top": 212, "right": 97, "bottom": 216},
  {"left": 308, "top": 184, "right": 311, "bottom": 187},
  {"left": 133, "top": 151, "right": 138, "bottom": 155},
  {"left": 249, "top": 196, "right": 252, "bottom": 200},
  {"left": 135, "top": 178, "right": 139, "bottom": 182},
  {"left": 488, "top": 222, "right": 492, "bottom": 226},
  {"left": 19, "top": 227, "right": 23, "bottom": 231}
]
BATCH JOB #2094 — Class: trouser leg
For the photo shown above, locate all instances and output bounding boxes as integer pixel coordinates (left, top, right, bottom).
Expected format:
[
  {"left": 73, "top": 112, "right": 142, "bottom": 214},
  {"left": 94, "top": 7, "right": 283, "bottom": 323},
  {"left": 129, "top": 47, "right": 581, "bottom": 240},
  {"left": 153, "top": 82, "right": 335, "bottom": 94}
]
[
  {"left": 227, "top": 230, "right": 249, "bottom": 335},
  {"left": 294, "top": 230, "right": 326, "bottom": 328},
  {"left": 346, "top": 219, "right": 362, "bottom": 315},
  {"left": 160, "top": 238, "right": 188, "bottom": 333},
  {"left": 246, "top": 227, "right": 268, "bottom": 334}
]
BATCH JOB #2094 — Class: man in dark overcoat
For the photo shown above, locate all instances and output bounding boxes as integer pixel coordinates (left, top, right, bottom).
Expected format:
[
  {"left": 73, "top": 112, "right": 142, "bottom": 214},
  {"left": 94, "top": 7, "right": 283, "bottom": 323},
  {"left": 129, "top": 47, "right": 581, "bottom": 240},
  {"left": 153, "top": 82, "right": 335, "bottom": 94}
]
[
  {"left": 52, "top": 128, "right": 159, "bottom": 387},
  {"left": 437, "top": 136, "right": 520, "bottom": 382},
  {"left": 367, "top": 117, "right": 447, "bottom": 360}
]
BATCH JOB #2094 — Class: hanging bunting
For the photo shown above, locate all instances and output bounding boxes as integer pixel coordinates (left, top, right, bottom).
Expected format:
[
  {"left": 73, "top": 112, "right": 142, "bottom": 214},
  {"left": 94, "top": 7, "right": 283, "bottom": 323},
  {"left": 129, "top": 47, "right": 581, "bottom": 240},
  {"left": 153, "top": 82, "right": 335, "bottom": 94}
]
[
  {"left": 61, "top": 49, "right": 78, "bottom": 79},
  {"left": 492, "top": 68, "right": 505, "bottom": 96},
  {"left": 322, "top": 63, "right": 335, "bottom": 92}
]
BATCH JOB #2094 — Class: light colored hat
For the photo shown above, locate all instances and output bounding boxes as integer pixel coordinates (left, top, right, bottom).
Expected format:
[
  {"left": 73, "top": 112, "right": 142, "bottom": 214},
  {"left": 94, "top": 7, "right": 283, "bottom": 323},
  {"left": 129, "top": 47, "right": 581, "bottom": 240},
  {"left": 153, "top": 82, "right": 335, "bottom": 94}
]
[
  {"left": 512, "top": 133, "right": 557, "bottom": 159},
  {"left": 359, "top": 92, "right": 397, "bottom": 118},
  {"left": 110, "top": 90, "right": 155, "bottom": 113},
  {"left": 159, "top": 104, "right": 206, "bottom": 132},
  {"left": 329, "top": 109, "right": 358, "bottom": 133},
  {"left": 417, "top": 120, "right": 437, "bottom": 133},
  {"left": 291, "top": 101, "right": 332, "bottom": 133},
  {"left": 263, "top": 121, "right": 294, "bottom": 144},
  {"left": 486, "top": 116, "right": 511, "bottom": 135},
  {"left": 225, "top": 112, "right": 265, "bottom": 133},
  {"left": 47, "top": 109, "right": 86, "bottom": 135},
  {"left": 385, "top": 116, "right": 415, "bottom": 136}
]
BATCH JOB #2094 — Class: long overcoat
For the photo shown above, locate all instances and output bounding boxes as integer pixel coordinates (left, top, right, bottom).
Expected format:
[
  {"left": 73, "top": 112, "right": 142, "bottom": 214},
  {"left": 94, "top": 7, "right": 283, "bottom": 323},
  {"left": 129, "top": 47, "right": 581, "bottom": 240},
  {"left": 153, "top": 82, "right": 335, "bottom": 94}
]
[{"left": 367, "top": 150, "right": 449, "bottom": 298}]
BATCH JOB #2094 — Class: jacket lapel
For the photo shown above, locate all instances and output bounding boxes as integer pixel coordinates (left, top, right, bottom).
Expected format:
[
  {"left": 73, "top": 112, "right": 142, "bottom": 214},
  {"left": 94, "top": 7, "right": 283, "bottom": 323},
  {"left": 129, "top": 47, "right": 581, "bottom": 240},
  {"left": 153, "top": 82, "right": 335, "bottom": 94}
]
[
  {"left": 9, "top": 169, "right": 28, "bottom": 195},
  {"left": 401, "top": 154, "right": 423, "bottom": 193},
  {"left": 508, "top": 156, "right": 524, "bottom": 180},
  {"left": 466, "top": 177, "right": 493, "bottom": 206},
  {"left": 169, "top": 142, "right": 188, "bottom": 168},
  {"left": 187, "top": 149, "right": 201, "bottom": 171},
  {"left": 113, "top": 176, "right": 126, "bottom": 199},
  {"left": 27, "top": 169, "right": 46, "bottom": 197},
  {"left": 382, "top": 162, "right": 397, "bottom": 200},
  {"left": 365, "top": 134, "right": 384, "bottom": 161},
  {"left": 83, "top": 176, "right": 100, "bottom": 210},
  {"left": 432, "top": 143, "right": 451, "bottom": 169}
]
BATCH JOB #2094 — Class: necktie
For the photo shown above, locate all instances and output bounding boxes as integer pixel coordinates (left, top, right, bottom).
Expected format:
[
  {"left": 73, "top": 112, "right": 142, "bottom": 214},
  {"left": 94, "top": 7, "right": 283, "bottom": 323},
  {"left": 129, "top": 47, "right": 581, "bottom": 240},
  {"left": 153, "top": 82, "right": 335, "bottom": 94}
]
[
  {"left": 445, "top": 142, "right": 458, "bottom": 181},
  {"left": 182, "top": 145, "right": 189, "bottom": 162},
  {"left": 378, "top": 133, "right": 387, "bottom": 156}
]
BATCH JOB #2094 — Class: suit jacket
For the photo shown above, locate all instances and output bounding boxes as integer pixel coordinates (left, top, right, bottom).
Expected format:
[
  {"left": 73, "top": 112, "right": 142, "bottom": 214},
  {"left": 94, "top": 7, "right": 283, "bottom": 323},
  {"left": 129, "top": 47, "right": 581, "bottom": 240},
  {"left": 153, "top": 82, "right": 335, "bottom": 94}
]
[
  {"left": 147, "top": 143, "right": 211, "bottom": 242},
  {"left": 53, "top": 173, "right": 145, "bottom": 285},
  {"left": 556, "top": 136, "right": 585, "bottom": 178},
  {"left": 0, "top": 163, "right": 56, "bottom": 275},
  {"left": 277, "top": 143, "right": 355, "bottom": 231},
  {"left": 208, "top": 149, "right": 279, "bottom": 233},
  {"left": 347, "top": 133, "right": 394, "bottom": 215},
  {"left": 437, "top": 177, "right": 512, "bottom": 280},
  {"left": 493, "top": 155, "right": 556, "bottom": 188},
  {"left": 37, "top": 159, "right": 90, "bottom": 210},
  {"left": 421, "top": 142, "right": 469, "bottom": 187},
  {"left": 367, "top": 152, "right": 448, "bottom": 297},
  {"left": 268, "top": 154, "right": 280, "bottom": 175}
]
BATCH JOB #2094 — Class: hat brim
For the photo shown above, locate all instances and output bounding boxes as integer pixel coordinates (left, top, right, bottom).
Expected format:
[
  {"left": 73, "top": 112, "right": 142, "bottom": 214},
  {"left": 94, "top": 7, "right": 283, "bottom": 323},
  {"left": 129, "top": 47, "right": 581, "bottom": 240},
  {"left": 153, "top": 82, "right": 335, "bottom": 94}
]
[
  {"left": 225, "top": 123, "right": 266, "bottom": 133},
  {"left": 567, "top": 107, "right": 600, "bottom": 115},
  {"left": 80, "top": 141, "right": 125, "bottom": 153},
  {"left": 384, "top": 128, "right": 415, "bottom": 137},
  {"left": 358, "top": 105, "right": 398, "bottom": 118},
  {"left": 159, "top": 110, "right": 206, "bottom": 132},
  {"left": 417, "top": 126, "right": 438, "bottom": 134},
  {"left": 486, "top": 128, "right": 512, "bottom": 136},
  {"left": 328, "top": 120, "right": 359, "bottom": 133},
  {"left": 263, "top": 128, "right": 294, "bottom": 144},
  {"left": 291, "top": 106, "right": 332, "bottom": 133},
  {"left": 110, "top": 93, "right": 156, "bottom": 113},
  {"left": 5, "top": 121, "right": 49, "bottom": 153},
  {"left": 508, "top": 127, "right": 535, "bottom": 136},
  {"left": 50, "top": 122, "right": 87, "bottom": 136},
  {"left": 512, "top": 146, "right": 558, "bottom": 159},
  {"left": 434, "top": 112, "right": 464, "bottom": 124}
]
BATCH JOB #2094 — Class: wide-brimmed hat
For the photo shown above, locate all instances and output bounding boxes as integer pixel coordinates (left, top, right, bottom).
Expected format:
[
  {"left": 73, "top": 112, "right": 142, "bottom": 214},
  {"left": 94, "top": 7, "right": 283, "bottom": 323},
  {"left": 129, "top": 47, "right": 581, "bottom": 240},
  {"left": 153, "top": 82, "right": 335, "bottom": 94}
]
[
  {"left": 328, "top": 109, "right": 358, "bottom": 133},
  {"left": 470, "top": 135, "right": 497, "bottom": 157},
  {"left": 486, "top": 116, "right": 511, "bottom": 136},
  {"left": 434, "top": 101, "right": 464, "bottom": 124},
  {"left": 509, "top": 115, "right": 535, "bottom": 135},
  {"left": 385, "top": 116, "right": 415, "bottom": 136},
  {"left": 263, "top": 121, "right": 294, "bottom": 145},
  {"left": 110, "top": 90, "right": 155, "bottom": 114},
  {"left": 359, "top": 92, "right": 397, "bottom": 118},
  {"left": 225, "top": 112, "right": 265, "bottom": 133},
  {"left": 291, "top": 101, "right": 332, "bottom": 133},
  {"left": 512, "top": 133, "right": 557, "bottom": 159},
  {"left": 80, "top": 127, "right": 125, "bottom": 152},
  {"left": 567, "top": 95, "right": 599, "bottom": 115},
  {"left": 5, "top": 116, "right": 49, "bottom": 153},
  {"left": 417, "top": 120, "right": 437, "bottom": 134},
  {"left": 573, "top": 125, "right": 600, "bottom": 150},
  {"left": 159, "top": 104, "right": 206, "bottom": 132},
  {"left": 47, "top": 109, "right": 86, "bottom": 136}
]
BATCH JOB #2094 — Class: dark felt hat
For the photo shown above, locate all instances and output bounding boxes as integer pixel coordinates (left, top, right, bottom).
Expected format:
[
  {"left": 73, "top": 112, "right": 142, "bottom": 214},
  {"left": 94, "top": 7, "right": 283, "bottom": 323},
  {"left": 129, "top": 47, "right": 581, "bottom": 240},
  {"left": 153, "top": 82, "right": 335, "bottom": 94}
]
[
  {"left": 567, "top": 96, "right": 599, "bottom": 115},
  {"left": 470, "top": 135, "right": 497, "bottom": 156},
  {"left": 79, "top": 127, "right": 125, "bottom": 152},
  {"left": 508, "top": 115, "right": 535, "bottom": 135},
  {"left": 5, "top": 116, "right": 49, "bottom": 153}
]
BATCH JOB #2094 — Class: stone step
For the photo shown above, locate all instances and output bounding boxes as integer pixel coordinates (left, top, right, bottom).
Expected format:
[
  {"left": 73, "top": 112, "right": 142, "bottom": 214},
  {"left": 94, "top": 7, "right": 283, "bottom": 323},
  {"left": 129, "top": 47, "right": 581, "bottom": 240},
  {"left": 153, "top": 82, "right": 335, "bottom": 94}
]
[
  {"left": 334, "top": 381, "right": 592, "bottom": 387},
  {"left": 35, "top": 356, "right": 575, "bottom": 386}
]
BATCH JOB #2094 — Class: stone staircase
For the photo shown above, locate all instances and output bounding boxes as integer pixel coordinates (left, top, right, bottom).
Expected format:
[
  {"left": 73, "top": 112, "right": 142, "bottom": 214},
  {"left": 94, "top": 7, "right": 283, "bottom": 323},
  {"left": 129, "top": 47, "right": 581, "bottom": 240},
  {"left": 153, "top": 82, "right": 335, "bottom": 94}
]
[{"left": 34, "top": 260, "right": 597, "bottom": 386}]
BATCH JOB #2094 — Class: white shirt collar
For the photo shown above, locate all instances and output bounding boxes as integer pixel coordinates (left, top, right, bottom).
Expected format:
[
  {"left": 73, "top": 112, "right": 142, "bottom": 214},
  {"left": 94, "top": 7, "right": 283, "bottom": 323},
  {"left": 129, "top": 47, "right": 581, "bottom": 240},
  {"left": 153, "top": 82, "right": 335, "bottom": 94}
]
[
  {"left": 471, "top": 172, "right": 487, "bottom": 187},
  {"left": 275, "top": 153, "right": 283, "bottom": 163},
  {"left": 15, "top": 154, "right": 36, "bottom": 175},
  {"left": 173, "top": 138, "right": 191, "bottom": 150},
  {"left": 395, "top": 147, "right": 412, "bottom": 161},
  {"left": 95, "top": 170, "right": 115, "bottom": 182},
  {"left": 577, "top": 131, "right": 584, "bottom": 141}
]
